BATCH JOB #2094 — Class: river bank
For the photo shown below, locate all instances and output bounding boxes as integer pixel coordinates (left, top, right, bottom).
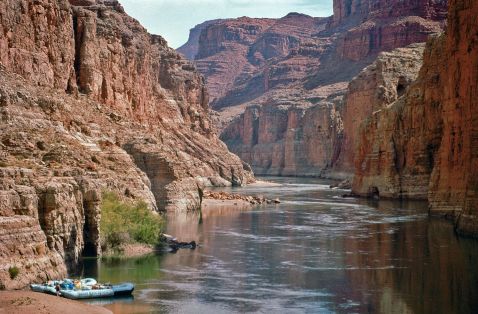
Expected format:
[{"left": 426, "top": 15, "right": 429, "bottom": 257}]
[
  {"left": 0, "top": 291, "right": 111, "bottom": 314},
  {"left": 75, "top": 176, "right": 478, "bottom": 313}
]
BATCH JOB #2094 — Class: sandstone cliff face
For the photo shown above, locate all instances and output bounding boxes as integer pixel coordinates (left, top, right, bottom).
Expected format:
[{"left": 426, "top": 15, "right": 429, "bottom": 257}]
[
  {"left": 221, "top": 101, "right": 343, "bottom": 176},
  {"left": 331, "top": 0, "right": 447, "bottom": 27},
  {"left": 428, "top": 0, "right": 478, "bottom": 236},
  {"left": 0, "top": 169, "right": 65, "bottom": 290},
  {"left": 193, "top": 17, "right": 277, "bottom": 105},
  {"left": 194, "top": 13, "right": 329, "bottom": 109},
  {"left": 336, "top": 16, "right": 444, "bottom": 62},
  {"left": 352, "top": 38, "right": 444, "bottom": 199},
  {"left": 0, "top": 69, "right": 158, "bottom": 287},
  {"left": 353, "top": 0, "right": 478, "bottom": 236},
  {"left": 177, "top": 19, "right": 223, "bottom": 60},
  {"left": 336, "top": 44, "right": 426, "bottom": 174},
  {"left": 0, "top": 0, "right": 75, "bottom": 90},
  {"left": 0, "top": 0, "right": 253, "bottom": 288},
  {"left": 72, "top": 2, "right": 210, "bottom": 129},
  {"left": 181, "top": 1, "right": 447, "bottom": 177}
]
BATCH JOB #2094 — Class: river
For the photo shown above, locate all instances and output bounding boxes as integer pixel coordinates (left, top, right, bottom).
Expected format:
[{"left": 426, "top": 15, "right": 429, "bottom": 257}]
[{"left": 80, "top": 177, "right": 478, "bottom": 313}]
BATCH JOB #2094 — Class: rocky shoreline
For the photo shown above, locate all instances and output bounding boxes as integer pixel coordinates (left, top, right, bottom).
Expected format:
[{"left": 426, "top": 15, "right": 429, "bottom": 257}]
[{"left": 203, "top": 191, "right": 280, "bottom": 205}]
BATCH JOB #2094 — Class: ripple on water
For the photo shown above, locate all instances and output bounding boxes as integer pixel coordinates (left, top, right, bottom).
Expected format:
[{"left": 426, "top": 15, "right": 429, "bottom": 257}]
[{"left": 81, "top": 177, "right": 464, "bottom": 314}]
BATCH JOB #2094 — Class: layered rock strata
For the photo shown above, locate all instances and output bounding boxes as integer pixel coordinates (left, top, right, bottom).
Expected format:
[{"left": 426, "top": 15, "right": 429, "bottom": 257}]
[
  {"left": 221, "top": 101, "right": 344, "bottom": 177},
  {"left": 353, "top": 0, "right": 478, "bottom": 236},
  {"left": 336, "top": 44, "right": 426, "bottom": 174},
  {"left": 331, "top": 0, "right": 447, "bottom": 27},
  {"left": 177, "top": 19, "right": 224, "bottom": 61},
  {"left": 0, "top": 0, "right": 253, "bottom": 288},
  {"left": 180, "top": 1, "right": 447, "bottom": 176}
]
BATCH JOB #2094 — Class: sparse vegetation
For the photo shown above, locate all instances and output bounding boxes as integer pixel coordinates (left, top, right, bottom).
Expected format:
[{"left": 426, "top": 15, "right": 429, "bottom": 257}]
[
  {"left": 100, "top": 192, "right": 163, "bottom": 253},
  {"left": 8, "top": 266, "right": 19, "bottom": 280}
]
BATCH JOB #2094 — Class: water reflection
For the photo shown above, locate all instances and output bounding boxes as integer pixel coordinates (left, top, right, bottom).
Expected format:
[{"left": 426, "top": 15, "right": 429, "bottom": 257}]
[
  {"left": 79, "top": 177, "right": 478, "bottom": 313},
  {"left": 343, "top": 219, "right": 478, "bottom": 314}
]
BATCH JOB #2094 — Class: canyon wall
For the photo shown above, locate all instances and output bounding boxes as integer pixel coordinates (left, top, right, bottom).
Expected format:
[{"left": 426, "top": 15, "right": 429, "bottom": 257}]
[
  {"left": 428, "top": 0, "right": 478, "bottom": 236},
  {"left": 352, "top": 37, "right": 444, "bottom": 199},
  {"left": 353, "top": 0, "right": 478, "bottom": 236},
  {"left": 222, "top": 43, "right": 425, "bottom": 178},
  {"left": 177, "top": 19, "right": 223, "bottom": 60},
  {"left": 0, "top": 0, "right": 253, "bottom": 288},
  {"left": 181, "top": 0, "right": 447, "bottom": 176},
  {"left": 0, "top": 0, "right": 76, "bottom": 90},
  {"left": 332, "top": 0, "right": 447, "bottom": 27},
  {"left": 336, "top": 44, "right": 426, "bottom": 174},
  {"left": 221, "top": 101, "right": 344, "bottom": 177}
]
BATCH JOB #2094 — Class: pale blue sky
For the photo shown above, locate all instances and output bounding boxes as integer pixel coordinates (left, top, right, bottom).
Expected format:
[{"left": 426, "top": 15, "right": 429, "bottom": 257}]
[{"left": 120, "top": 0, "right": 333, "bottom": 48}]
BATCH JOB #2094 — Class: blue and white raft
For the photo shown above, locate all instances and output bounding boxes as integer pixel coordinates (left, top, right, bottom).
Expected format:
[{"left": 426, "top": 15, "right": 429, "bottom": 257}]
[
  {"left": 30, "top": 278, "right": 134, "bottom": 300},
  {"left": 30, "top": 280, "right": 61, "bottom": 295}
]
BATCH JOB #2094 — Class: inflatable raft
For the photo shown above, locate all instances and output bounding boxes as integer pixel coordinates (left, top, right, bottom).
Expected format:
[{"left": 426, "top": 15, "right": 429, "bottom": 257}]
[
  {"left": 30, "top": 281, "right": 59, "bottom": 295},
  {"left": 30, "top": 278, "right": 97, "bottom": 295},
  {"left": 60, "top": 282, "right": 134, "bottom": 300},
  {"left": 30, "top": 278, "right": 134, "bottom": 300}
]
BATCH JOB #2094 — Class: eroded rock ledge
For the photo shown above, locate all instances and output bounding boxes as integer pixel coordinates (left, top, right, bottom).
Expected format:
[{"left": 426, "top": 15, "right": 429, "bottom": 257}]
[
  {"left": 352, "top": 0, "right": 478, "bottom": 237},
  {"left": 0, "top": 0, "right": 253, "bottom": 289},
  {"left": 182, "top": 0, "right": 447, "bottom": 178}
]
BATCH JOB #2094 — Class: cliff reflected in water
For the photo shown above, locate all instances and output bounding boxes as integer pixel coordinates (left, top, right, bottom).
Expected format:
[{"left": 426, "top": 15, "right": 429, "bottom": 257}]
[
  {"left": 343, "top": 218, "right": 478, "bottom": 314},
  {"left": 80, "top": 177, "right": 478, "bottom": 313}
]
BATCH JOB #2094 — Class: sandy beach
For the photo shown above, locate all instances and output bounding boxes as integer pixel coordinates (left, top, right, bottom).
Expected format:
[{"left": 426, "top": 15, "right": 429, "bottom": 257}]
[{"left": 0, "top": 291, "right": 112, "bottom": 314}]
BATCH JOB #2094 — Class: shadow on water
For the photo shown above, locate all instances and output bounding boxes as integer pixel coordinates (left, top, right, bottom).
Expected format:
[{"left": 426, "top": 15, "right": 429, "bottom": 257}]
[{"left": 78, "top": 177, "right": 478, "bottom": 314}]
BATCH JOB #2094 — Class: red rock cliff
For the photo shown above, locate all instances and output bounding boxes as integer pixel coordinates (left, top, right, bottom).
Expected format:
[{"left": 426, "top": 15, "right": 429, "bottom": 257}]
[
  {"left": 221, "top": 101, "right": 343, "bottom": 176},
  {"left": 0, "top": 0, "right": 254, "bottom": 288},
  {"left": 429, "top": 0, "right": 478, "bottom": 236},
  {"left": 183, "top": 1, "right": 446, "bottom": 177},
  {"left": 336, "top": 44, "right": 426, "bottom": 174},
  {"left": 332, "top": 0, "right": 447, "bottom": 27},
  {"left": 177, "top": 19, "right": 224, "bottom": 60},
  {"left": 353, "top": 0, "right": 478, "bottom": 236}
]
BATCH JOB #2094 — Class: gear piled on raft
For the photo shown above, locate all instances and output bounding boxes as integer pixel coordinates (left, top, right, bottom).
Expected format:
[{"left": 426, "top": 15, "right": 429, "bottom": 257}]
[{"left": 30, "top": 278, "right": 134, "bottom": 299}]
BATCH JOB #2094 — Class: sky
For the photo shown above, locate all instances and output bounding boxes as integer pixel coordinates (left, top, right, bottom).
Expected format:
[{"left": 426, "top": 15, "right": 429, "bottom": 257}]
[{"left": 120, "top": 0, "right": 333, "bottom": 49}]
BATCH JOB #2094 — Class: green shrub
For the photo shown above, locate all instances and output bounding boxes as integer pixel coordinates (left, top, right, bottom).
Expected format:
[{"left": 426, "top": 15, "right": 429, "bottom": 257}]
[
  {"left": 8, "top": 266, "right": 19, "bottom": 280},
  {"left": 100, "top": 192, "right": 163, "bottom": 252}
]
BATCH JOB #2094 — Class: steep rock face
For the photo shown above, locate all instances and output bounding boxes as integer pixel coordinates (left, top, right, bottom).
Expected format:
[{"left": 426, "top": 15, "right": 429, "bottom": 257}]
[
  {"left": 0, "top": 0, "right": 254, "bottom": 206},
  {"left": 181, "top": 1, "right": 447, "bottom": 177},
  {"left": 352, "top": 37, "right": 444, "bottom": 199},
  {"left": 0, "top": 0, "right": 254, "bottom": 288},
  {"left": 183, "top": 1, "right": 447, "bottom": 110},
  {"left": 37, "top": 177, "right": 102, "bottom": 266},
  {"left": 336, "top": 44, "right": 426, "bottom": 174},
  {"left": 0, "top": 0, "right": 76, "bottom": 90},
  {"left": 177, "top": 19, "right": 223, "bottom": 60},
  {"left": 332, "top": 0, "right": 448, "bottom": 27},
  {"left": 0, "top": 169, "right": 63, "bottom": 290},
  {"left": 194, "top": 14, "right": 329, "bottom": 109},
  {"left": 221, "top": 101, "right": 343, "bottom": 176},
  {"left": 193, "top": 17, "right": 276, "bottom": 104},
  {"left": 337, "top": 16, "right": 444, "bottom": 61},
  {"left": 124, "top": 134, "right": 251, "bottom": 212},
  {"left": 353, "top": 0, "right": 478, "bottom": 236},
  {"left": 0, "top": 70, "right": 159, "bottom": 285},
  {"left": 429, "top": 0, "right": 478, "bottom": 236},
  {"left": 0, "top": 216, "right": 65, "bottom": 290},
  {"left": 72, "top": 1, "right": 211, "bottom": 129}
]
